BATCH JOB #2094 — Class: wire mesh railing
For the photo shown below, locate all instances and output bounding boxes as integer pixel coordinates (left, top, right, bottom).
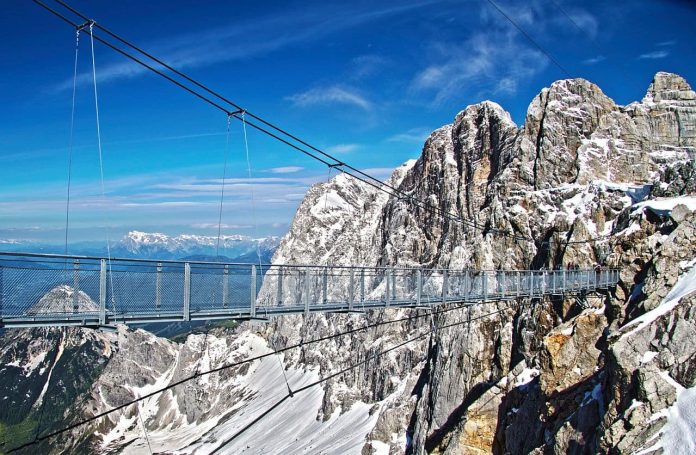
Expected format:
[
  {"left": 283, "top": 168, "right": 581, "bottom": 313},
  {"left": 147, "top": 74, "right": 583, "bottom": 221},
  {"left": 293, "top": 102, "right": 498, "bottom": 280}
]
[{"left": 0, "top": 252, "right": 620, "bottom": 328}]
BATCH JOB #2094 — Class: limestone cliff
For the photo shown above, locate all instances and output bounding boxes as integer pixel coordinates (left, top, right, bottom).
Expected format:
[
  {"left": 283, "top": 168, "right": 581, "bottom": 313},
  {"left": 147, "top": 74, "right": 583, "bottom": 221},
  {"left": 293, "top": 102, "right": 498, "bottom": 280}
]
[{"left": 1, "top": 72, "right": 694, "bottom": 454}]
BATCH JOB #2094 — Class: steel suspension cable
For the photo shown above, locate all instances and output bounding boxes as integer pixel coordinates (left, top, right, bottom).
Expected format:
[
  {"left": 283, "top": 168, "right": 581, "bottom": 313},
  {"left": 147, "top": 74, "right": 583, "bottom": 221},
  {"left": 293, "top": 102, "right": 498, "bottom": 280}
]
[
  {"left": 215, "top": 116, "right": 232, "bottom": 258},
  {"left": 241, "top": 112, "right": 264, "bottom": 270},
  {"left": 64, "top": 28, "right": 81, "bottom": 256},
  {"left": 484, "top": 0, "right": 571, "bottom": 78},
  {"left": 33, "top": 0, "right": 617, "bottom": 247},
  {"left": 211, "top": 300, "right": 528, "bottom": 452},
  {"left": 547, "top": 0, "right": 642, "bottom": 90},
  {"left": 88, "top": 22, "right": 116, "bottom": 313},
  {"left": 5, "top": 301, "right": 480, "bottom": 452},
  {"left": 35, "top": 0, "right": 509, "bottom": 240}
]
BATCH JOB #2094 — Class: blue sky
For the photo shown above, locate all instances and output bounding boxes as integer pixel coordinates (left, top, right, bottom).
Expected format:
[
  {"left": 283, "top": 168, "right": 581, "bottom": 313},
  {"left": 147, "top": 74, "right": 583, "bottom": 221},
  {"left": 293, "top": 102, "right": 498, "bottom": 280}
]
[{"left": 1, "top": 0, "right": 694, "bottom": 244}]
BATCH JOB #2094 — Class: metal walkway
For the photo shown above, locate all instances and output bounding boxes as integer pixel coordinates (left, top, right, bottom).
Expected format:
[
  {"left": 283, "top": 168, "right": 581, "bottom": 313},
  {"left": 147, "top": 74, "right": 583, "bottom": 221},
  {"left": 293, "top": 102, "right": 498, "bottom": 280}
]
[{"left": 0, "top": 252, "right": 619, "bottom": 329}]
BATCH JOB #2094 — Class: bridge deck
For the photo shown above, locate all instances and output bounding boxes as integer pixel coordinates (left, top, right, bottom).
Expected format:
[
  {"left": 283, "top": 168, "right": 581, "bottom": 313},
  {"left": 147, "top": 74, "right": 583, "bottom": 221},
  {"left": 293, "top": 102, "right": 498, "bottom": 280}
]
[{"left": 0, "top": 252, "right": 619, "bottom": 329}]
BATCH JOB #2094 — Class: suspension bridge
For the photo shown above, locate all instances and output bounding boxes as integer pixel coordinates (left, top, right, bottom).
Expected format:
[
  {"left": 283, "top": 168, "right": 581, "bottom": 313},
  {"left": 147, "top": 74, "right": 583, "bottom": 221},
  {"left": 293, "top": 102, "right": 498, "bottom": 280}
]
[
  {"left": 0, "top": 251, "right": 618, "bottom": 329},
  {"left": 0, "top": 2, "right": 621, "bottom": 330}
]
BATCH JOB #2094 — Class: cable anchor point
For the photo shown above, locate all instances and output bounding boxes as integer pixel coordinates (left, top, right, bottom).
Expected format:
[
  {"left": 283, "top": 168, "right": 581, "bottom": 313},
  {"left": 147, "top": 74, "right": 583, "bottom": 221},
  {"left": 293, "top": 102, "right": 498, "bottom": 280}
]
[{"left": 76, "top": 19, "right": 95, "bottom": 32}]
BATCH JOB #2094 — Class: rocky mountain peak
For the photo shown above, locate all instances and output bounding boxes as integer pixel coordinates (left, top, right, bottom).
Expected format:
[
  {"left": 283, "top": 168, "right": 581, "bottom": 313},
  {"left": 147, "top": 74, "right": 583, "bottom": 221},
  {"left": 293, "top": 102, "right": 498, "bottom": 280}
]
[
  {"left": 454, "top": 100, "right": 516, "bottom": 129},
  {"left": 2, "top": 73, "right": 694, "bottom": 455},
  {"left": 644, "top": 71, "right": 696, "bottom": 102}
]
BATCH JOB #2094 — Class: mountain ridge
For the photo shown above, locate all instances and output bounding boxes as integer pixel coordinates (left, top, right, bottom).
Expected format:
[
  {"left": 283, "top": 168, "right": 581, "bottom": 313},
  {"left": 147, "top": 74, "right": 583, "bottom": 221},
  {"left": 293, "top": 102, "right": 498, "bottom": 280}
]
[{"left": 1, "top": 71, "right": 694, "bottom": 454}]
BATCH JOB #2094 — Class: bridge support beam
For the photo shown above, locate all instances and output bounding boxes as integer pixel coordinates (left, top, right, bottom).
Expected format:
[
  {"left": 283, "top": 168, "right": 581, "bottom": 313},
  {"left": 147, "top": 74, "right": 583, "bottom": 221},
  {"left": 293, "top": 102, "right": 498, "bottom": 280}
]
[
  {"left": 73, "top": 259, "right": 80, "bottom": 313},
  {"left": 385, "top": 269, "right": 391, "bottom": 307},
  {"left": 156, "top": 263, "right": 162, "bottom": 311},
  {"left": 501, "top": 271, "right": 506, "bottom": 299},
  {"left": 183, "top": 263, "right": 191, "bottom": 321},
  {"left": 303, "top": 271, "right": 310, "bottom": 317},
  {"left": 416, "top": 270, "right": 422, "bottom": 306},
  {"left": 99, "top": 259, "right": 106, "bottom": 326},
  {"left": 348, "top": 270, "right": 355, "bottom": 311},
  {"left": 465, "top": 270, "right": 470, "bottom": 301},
  {"left": 360, "top": 269, "right": 365, "bottom": 304},
  {"left": 516, "top": 271, "right": 520, "bottom": 298},
  {"left": 277, "top": 267, "right": 283, "bottom": 306},
  {"left": 482, "top": 272, "right": 488, "bottom": 302},
  {"left": 250, "top": 265, "right": 257, "bottom": 319}
]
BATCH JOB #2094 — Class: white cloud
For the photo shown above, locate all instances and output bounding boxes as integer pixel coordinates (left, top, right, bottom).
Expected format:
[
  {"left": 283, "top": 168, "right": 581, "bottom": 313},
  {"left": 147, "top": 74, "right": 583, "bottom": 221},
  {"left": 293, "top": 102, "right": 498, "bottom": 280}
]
[
  {"left": 638, "top": 50, "right": 670, "bottom": 60},
  {"left": 326, "top": 144, "right": 360, "bottom": 154},
  {"left": 412, "top": 31, "right": 547, "bottom": 105},
  {"left": 495, "top": 77, "right": 518, "bottom": 94},
  {"left": 410, "top": 0, "right": 606, "bottom": 105},
  {"left": 386, "top": 128, "right": 432, "bottom": 144},
  {"left": 52, "top": 1, "right": 439, "bottom": 92},
  {"left": 267, "top": 166, "right": 304, "bottom": 174},
  {"left": 657, "top": 40, "right": 677, "bottom": 47},
  {"left": 583, "top": 55, "right": 606, "bottom": 65},
  {"left": 286, "top": 86, "right": 372, "bottom": 111},
  {"left": 350, "top": 55, "right": 387, "bottom": 79}
]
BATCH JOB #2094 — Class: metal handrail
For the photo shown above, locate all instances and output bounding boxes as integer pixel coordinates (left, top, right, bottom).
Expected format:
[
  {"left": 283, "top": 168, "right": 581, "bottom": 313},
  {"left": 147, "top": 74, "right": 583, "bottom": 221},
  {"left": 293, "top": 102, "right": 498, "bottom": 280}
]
[{"left": 0, "top": 251, "right": 620, "bottom": 329}]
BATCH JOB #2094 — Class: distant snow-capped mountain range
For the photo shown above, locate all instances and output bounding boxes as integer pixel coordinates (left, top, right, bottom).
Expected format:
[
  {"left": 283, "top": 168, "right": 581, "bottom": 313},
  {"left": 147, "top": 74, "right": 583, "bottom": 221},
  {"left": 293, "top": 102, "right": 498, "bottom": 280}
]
[{"left": 0, "top": 230, "right": 281, "bottom": 261}]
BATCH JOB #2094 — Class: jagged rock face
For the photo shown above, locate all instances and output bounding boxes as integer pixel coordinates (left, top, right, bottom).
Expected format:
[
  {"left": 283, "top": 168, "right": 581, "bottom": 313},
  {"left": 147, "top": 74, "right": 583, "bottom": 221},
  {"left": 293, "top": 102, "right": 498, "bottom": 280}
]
[
  {"left": 379, "top": 102, "right": 519, "bottom": 270},
  {"left": 272, "top": 162, "right": 414, "bottom": 267},
  {"left": 262, "top": 72, "right": 696, "bottom": 454},
  {"left": 0, "top": 328, "right": 114, "bottom": 453},
  {"left": 2, "top": 72, "right": 694, "bottom": 454},
  {"left": 518, "top": 78, "right": 617, "bottom": 189}
]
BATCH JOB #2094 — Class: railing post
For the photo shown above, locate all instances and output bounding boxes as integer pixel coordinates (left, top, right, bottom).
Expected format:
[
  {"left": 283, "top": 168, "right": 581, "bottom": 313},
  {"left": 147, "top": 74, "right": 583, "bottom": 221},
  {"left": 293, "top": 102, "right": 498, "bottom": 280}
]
[
  {"left": 73, "top": 259, "right": 80, "bottom": 313},
  {"left": 562, "top": 268, "right": 566, "bottom": 294},
  {"left": 250, "top": 265, "right": 257, "bottom": 318},
  {"left": 465, "top": 270, "right": 470, "bottom": 301},
  {"left": 295, "top": 270, "right": 302, "bottom": 304},
  {"left": 385, "top": 268, "right": 391, "bottom": 306},
  {"left": 303, "top": 270, "right": 310, "bottom": 317},
  {"left": 99, "top": 259, "right": 106, "bottom": 326},
  {"left": 360, "top": 269, "right": 365, "bottom": 304},
  {"left": 322, "top": 267, "right": 328, "bottom": 304},
  {"left": 416, "top": 270, "right": 422, "bottom": 306},
  {"left": 348, "top": 269, "right": 355, "bottom": 311},
  {"left": 516, "top": 271, "right": 521, "bottom": 298},
  {"left": 482, "top": 272, "right": 488, "bottom": 302},
  {"left": 183, "top": 263, "right": 191, "bottom": 321},
  {"left": 276, "top": 267, "right": 283, "bottom": 306},
  {"left": 0, "top": 264, "right": 4, "bottom": 318},
  {"left": 223, "top": 265, "right": 229, "bottom": 308},
  {"left": 542, "top": 271, "right": 547, "bottom": 296},
  {"left": 156, "top": 262, "right": 162, "bottom": 311},
  {"left": 501, "top": 271, "right": 506, "bottom": 298},
  {"left": 442, "top": 270, "right": 448, "bottom": 305}
]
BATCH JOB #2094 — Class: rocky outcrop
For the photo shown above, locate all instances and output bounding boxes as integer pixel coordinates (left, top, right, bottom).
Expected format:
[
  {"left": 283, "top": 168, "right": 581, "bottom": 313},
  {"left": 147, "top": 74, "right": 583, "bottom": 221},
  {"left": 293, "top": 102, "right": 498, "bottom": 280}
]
[
  {"left": 2, "top": 72, "right": 694, "bottom": 454},
  {"left": 261, "top": 72, "right": 695, "bottom": 454},
  {"left": 28, "top": 285, "right": 99, "bottom": 314}
]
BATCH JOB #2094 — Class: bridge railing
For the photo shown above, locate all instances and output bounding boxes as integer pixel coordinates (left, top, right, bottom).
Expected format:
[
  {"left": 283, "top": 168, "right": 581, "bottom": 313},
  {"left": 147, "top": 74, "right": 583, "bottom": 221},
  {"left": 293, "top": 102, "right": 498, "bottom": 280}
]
[{"left": 0, "top": 252, "right": 619, "bottom": 327}]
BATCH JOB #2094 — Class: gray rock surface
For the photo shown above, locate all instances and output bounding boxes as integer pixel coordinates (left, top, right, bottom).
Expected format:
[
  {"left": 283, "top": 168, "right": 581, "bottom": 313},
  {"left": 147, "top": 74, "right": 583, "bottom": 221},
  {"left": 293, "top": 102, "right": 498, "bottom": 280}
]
[{"left": 1, "top": 72, "right": 694, "bottom": 454}]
